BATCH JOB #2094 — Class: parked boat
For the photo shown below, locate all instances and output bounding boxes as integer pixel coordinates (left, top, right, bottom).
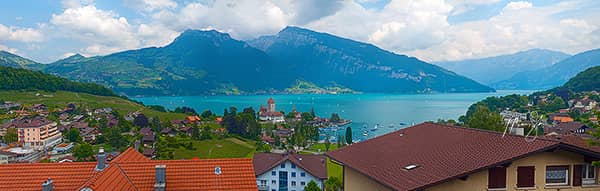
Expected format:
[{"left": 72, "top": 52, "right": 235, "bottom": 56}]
[{"left": 371, "top": 124, "right": 379, "bottom": 131}]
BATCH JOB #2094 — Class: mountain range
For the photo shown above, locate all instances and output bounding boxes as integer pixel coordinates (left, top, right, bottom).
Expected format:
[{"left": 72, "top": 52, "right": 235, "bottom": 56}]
[
  {"left": 493, "top": 48, "right": 600, "bottom": 90},
  {"left": 434, "top": 49, "right": 570, "bottom": 85},
  {"left": 0, "top": 26, "right": 493, "bottom": 96}
]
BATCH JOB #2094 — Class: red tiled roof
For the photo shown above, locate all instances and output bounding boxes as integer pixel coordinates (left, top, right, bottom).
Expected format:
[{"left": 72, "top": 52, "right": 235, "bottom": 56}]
[
  {"left": 0, "top": 148, "right": 257, "bottom": 191},
  {"left": 118, "top": 159, "right": 257, "bottom": 191},
  {"left": 0, "top": 162, "right": 97, "bottom": 191},
  {"left": 253, "top": 153, "right": 327, "bottom": 179},
  {"left": 326, "top": 122, "right": 564, "bottom": 191},
  {"left": 111, "top": 147, "right": 149, "bottom": 163}
]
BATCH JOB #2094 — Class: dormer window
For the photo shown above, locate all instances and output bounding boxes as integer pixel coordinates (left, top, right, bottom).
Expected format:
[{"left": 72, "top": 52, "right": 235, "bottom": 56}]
[{"left": 404, "top": 164, "right": 419, "bottom": 170}]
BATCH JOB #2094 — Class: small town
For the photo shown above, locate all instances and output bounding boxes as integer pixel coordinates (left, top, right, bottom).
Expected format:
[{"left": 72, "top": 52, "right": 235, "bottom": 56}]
[{"left": 2, "top": 1, "right": 600, "bottom": 191}]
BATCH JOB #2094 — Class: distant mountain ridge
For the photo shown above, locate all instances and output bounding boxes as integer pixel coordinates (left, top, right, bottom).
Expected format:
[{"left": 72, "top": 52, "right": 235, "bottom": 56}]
[
  {"left": 493, "top": 48, "right": 600, "bottom": 90},
  {"left": 248, "top": 26, "right": 493, "bottom": 94},
  {"left": 435, "top": 49, "right": 570, "bottom": 85},
  {"left": 0, "top": 27, "right": 494, "bottom": 96}
]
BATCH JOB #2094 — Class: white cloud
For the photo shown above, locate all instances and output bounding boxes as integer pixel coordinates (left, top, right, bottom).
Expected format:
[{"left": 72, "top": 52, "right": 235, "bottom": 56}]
[
  {"left": 0, "top": 24, "right": 44, "bottom": 43},
  {"left": 125, "top": 0, "right": 178, "bottom": 12},
  {"left": 0, "top": 44, "right": 18, "bottom": 54},
  {"left": 51, "top": 5, "right": 140, "bottom": 56},
  {"left": 504, "top": 1, "right": 533, "bottom": 11},
  {"left": 61, "top": 0, "right": 94, "bottom": 8}
]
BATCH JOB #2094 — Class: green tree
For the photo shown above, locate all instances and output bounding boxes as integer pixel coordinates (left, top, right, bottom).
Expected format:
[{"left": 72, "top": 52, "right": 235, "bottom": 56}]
[
  {"left": 325, "top": 177, "right": 342, "bottom": 191},
  {"left": 324, "top": 138, "right": 331, "bottom": 152},
  {"left": 73, "top": 143, "right": 95, "bottom": 161},
  {"left": 64, "top": 128, "right": 82, "bottom": 143},
  {"left": 2, "top": 128, "right": 18, "bottom": 143},
  {"left": 105, "top": 127, "right": 125, "bottom": 149},
  {"left": 466, "top": 105, "right": 505, "bottom": 132},
  {"left": 201, "top": 110, "right": 214, "bottom": 119},
  {"left": 330, "top": 113, "right": 341, "bottom": 123},
  {"left": 345, "top": 126, "right": 352, "bottom": 145},
  {"left": 305, "top": 181, "right": 321, "bottom": 191}
]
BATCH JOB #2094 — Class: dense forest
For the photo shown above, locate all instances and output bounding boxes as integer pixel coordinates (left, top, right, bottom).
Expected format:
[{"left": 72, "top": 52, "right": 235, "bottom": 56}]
[
  {"left": 562, "top": 66, "right": 600, "bottom": 92},
  {"left": 0, "top": 66, "right": 115, "bottom": 96}
]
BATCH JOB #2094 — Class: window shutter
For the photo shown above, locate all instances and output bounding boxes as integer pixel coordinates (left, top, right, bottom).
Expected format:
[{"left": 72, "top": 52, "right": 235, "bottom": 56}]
[
  {"left": 573, "top": 165, "right": 583, "bottom": 186},
  {"left": 517, "top": 166, "right": 535, "bottom": 188},
  {"left": 488, "top": 167, "right": 507, "bottom": 188}
]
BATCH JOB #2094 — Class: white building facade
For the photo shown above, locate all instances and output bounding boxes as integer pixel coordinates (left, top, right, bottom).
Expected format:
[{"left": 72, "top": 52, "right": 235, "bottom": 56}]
[{"left": 256, "top": 160, "right": 324, "bottom": 191}]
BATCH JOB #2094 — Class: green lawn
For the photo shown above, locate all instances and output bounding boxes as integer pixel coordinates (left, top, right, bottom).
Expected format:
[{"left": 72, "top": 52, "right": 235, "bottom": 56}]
[
  {"left": 306, "top": 143, "right": 340, "bottom": 153},
  {"left": 172, "top": 138, "right": 256, "bottom": 159},
  {"left": 0, "top": 90, "right": 185, "bottom": 120}
]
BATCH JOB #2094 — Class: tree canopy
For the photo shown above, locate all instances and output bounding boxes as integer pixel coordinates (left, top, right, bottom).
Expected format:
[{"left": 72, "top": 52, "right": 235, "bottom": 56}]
[{"left": 0, "top": 66, "right": 115, "bottom": 96}]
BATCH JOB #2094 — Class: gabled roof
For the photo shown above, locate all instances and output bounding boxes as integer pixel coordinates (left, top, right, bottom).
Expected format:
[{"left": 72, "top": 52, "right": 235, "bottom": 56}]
[
  {"left": 326, "top": 122, "right": 600, "bottom": 191},
  {"left": 0, "top": 148, "right": 258, "bottom": 191},
  {"left": 110, "top": 147, "right": 149, "bottom": 163},
  {"left": 253, "top": 153, "right": 327, "bottom": 179},
  {"left": 78, "top": 164, "right": 137, "bottom": 191}
]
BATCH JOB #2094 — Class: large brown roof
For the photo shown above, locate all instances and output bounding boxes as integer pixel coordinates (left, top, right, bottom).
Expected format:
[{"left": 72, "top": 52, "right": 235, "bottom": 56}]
[
  {"left": 326, "top": 122, "right": 600, "bottom": 191},
  {"left": 253, "top": 153, "right": 328, "bottom": 179},
  {"left": 0, "top": 148, "right": 257, "bottom": 191}
]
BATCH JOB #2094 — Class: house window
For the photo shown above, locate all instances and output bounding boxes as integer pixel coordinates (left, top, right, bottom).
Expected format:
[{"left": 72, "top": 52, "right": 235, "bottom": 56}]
[
  {"left": 272, "top": 180, "right": 276, "bottom": 184},
  {"left": 517, "top": 166, "right": 535, "bottom": 188},
  {"left": 260, "top": 180, "right": 267, "bottom": 186},
  {"left": 300, "top": 181, "right": 306, "bottom": 186},
  {"left": 583, "top": 164, "right": 596, "bottom": 185},
  {"left": 546, "top": 166, "right": 569, "bottom": 185},
  {"left": 272, "top": 171, "right": 276, "bottom": 176},
  {"left": 291, "top": 181, "right": 296, "bottom": 186},
  {"left": 291, "top": 163, "right": 296, "bottom": 169},
  {"left": 281, "top": 164, "right": 285, "bottom": 168},
  {"left": 291, "top": 172, "right": 296, "bottom": 177},
  {"left": 300, "top": 172, "right": 306, "bottom": 177},
  {"left": 488, "top": 166, "right": 507, "bottom": 189}
]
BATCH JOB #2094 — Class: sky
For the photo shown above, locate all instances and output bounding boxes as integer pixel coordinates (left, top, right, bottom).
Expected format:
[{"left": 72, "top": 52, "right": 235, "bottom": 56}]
[{"left": 0, "top": 0, "right": 599, "bottom": 63}]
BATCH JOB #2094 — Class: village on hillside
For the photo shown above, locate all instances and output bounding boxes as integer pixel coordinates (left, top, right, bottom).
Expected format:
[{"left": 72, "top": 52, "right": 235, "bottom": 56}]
[{"left": 0, "top": 96, "right": 353, "bottom": 191}]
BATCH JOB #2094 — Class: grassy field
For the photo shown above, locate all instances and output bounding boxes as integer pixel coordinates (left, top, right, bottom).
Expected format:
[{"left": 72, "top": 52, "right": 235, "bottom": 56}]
[
  {"left": 172, "top": 138, "right": 257, "bottom": 159},
  {"left": 0, "top": 90, "right": 185, "bottom": 120},
  {"left": 306, "top": 143, "right": 340, "bottom": 153}
]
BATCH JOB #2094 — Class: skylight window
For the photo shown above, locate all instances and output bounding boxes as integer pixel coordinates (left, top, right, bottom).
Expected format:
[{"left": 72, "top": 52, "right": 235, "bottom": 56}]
[{"left": 404, "top": 164, "right": 419, "bottom": 170}]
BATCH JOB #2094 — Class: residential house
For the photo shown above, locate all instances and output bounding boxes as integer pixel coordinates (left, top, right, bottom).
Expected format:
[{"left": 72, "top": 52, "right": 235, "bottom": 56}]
[
  {"left": 0, "top": 147, "right": 258, "bottom": 191},
  {"left": 327, "top": 122, "right": 600, "bottom": 191},
  {"left": 140, "top": 127, "right": 156, "bottom": 147},
  {"left": 160, "top": 128, "right": 177, "bottom": 137},
  {"left": 545, "top": 122, "right": 592, "bottom": 136},
  {"left": 259, "top": 98, "right": 285, "bottom": 123},
  {"left": 0, "top": 150, "right": 16, "bottom": 164},
  {"left": 253, "top": 152, "right": 327, "bottom": 191},
  {"left": 15, "top": 117, "right": 61, "bottom": 150},
  {"left": 550, "top": 113, "right": 574, "bottom": 124},
  {"left": 179, "top": 126, "right": 193, "bottom": 136},
  {"left": 186, "top": 116, "right": 201, "bottom": 124}
]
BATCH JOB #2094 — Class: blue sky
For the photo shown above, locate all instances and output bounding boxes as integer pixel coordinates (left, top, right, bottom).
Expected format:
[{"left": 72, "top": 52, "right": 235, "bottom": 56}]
[{"left": 1, "top": 0, "right": 599, "bottom": 63}]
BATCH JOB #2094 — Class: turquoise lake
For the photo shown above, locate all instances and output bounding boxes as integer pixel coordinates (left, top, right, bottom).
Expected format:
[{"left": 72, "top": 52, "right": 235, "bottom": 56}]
[{"left": 134, "top": 90, "right": 534, "bottom": 141}]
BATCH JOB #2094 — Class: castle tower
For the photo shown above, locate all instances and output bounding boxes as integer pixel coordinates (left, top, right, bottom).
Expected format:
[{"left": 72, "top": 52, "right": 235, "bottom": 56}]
[{"left": 267, "top": 98, "right": 275, "bottom": 113}]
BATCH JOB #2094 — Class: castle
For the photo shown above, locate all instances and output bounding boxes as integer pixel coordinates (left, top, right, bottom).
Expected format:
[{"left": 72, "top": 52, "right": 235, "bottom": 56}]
[{"left": 259, "top": 98, "right": 285, "bottom": 123}]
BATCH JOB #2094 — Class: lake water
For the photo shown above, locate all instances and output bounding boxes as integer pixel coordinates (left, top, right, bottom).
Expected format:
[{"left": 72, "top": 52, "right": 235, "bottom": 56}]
[{"left": 134, "top": 90, "right": 534, "bottom": 141}]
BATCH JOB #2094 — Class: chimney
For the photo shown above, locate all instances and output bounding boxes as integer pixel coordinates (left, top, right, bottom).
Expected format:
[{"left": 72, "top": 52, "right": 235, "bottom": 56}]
[
  {"left": 95, "top": 147, "right": 107, "bottom": 171},
  {"left": 155, "top": 164, "right": 166, "bottom": 191},
  {"left": 42, "top": 178, "right": 53, "bottom": 191}
]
